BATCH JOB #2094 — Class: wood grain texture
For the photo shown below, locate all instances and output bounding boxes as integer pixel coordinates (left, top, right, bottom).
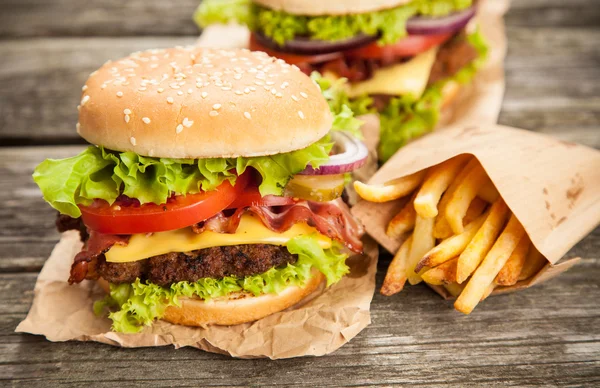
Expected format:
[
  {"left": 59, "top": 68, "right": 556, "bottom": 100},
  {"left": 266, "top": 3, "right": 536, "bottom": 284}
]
[{"left": 1, "top": 0, "right": 600, "bottom": 385}]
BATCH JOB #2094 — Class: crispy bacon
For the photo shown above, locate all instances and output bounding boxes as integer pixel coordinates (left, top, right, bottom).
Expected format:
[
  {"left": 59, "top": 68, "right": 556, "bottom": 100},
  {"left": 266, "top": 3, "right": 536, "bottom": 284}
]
[
  {"left": 68, "top": 232, "right": 129, "bottom": 284},
  {"left": 192, "top": 199, "right": 364, "bottom": 253}
]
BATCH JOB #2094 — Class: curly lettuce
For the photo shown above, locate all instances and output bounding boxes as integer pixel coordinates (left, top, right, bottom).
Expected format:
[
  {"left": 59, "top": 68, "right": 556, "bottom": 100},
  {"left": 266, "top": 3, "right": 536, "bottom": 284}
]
[
  {"left": 94, "top": 236, "right": 349, "bottom": 333},
  {"left": 378, "top": 29, "right": 488, "bottom": 161},
  {"left": 33, "top": 139, "right": 331, "bottom": 218},
  {"left": 194, "top": 0, "right": 473, "bottom": 45}
]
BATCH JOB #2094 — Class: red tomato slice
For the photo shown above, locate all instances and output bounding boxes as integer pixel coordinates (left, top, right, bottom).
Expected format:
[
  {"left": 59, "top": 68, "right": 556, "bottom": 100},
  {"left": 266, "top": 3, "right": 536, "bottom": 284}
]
[
  {"left": 249, "top": 34, "right": 342, "bottom": 66},
  {"left": 80, "top": 173, "right": 250, "bottom": 234},
  {"left": 345, "top": 33, "right": 453, "bottom": 59},
  {"left": 228, "top": 184, "right": 295, "bottom": 209}
]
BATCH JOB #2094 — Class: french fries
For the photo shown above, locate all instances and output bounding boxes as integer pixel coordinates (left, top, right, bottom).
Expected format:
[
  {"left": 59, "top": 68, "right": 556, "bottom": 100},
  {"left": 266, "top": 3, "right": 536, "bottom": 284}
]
[
  {"left": 381, "top": 235, "right": 412, "bottom": 296},
  {"left": 456, "top": 198, "right": 510, "bottom": 284},
  {"left": 353, "top": 170, "right": 426, "bottom": 203},
  {"left": 414, "top": 155, "right": 470, "bottom": 218},
  {"left": 421, "top": 258, "right": 458, "bottom": 285},
  {"left": 386, "top": 191, "right": 417, "bottom": 239},
  {"left": 406, "top": 214, "right": 435, "bottom": 285},
  {"left": 416, "top": 211, "right": 488, "bottom": 272},
  {"left": 495, "top": 235, "right": 531, "bottom": 286},
  {"left": 455, "top": 215, "right": 527, "bottom": 314},
  {"left": 354, "top": 155, "right": 550, "bottom": 314},
  {"left": 445, "top": 164, "right": 489, "bottom": 234}
]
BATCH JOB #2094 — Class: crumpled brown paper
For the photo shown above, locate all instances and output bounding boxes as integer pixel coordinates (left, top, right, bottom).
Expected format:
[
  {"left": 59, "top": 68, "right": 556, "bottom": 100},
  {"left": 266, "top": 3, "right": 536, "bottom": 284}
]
[
  {"left": 16, "top": 231, "right": 378, "bottom": 358},
  {"left": 352, "top": 124, "right": 600, "bottom": 297}
]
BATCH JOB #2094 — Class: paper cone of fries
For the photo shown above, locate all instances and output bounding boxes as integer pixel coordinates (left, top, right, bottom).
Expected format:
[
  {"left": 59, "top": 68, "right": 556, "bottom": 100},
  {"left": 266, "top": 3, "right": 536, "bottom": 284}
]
[{"left": 352, "top": 124, "right": 600, "bottom": 313}]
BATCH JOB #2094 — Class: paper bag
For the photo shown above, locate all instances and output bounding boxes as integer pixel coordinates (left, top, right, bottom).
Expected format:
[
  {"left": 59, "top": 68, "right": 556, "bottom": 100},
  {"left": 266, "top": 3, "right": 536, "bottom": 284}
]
[{"left": 352, "top": 124, "right": 600, "bottom": 296}]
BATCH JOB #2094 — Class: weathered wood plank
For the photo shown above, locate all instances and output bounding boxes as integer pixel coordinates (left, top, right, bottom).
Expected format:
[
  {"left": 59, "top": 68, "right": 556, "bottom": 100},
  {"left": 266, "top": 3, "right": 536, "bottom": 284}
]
[
  {"left": 1, "top": 26, "right": 599, "bottom": 144},
  {"left": 0, "top": 0, "right": 598, "bottom": 38}
]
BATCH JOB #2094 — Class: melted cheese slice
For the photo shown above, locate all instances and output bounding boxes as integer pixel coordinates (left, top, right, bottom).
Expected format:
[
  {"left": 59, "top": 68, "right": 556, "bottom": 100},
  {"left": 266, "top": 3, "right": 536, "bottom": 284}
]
[
  {"left": 347, "top": 47, "right": 439, "bottom": 99},
  {"left": 105, "top": 213, "right": 332, "bottom": 263}
]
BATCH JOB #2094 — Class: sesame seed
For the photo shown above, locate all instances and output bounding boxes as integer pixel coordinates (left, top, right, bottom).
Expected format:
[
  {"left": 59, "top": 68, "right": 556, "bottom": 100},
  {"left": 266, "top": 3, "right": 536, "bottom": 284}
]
[
  {"left": 138, "top": 87, "right": 147, "bottom": 91},
  {"left": 234, "top": 74, "right": 242, "bottom": 80},
  {"left": 157, "top": 88, "right": 164, "bottom": 93},
  {"left": 298, "top": 111, "right": 305, "bottom": 119},
  {"left": 142, "top": 117, "right": 151, "bottom": 124},
  {"left": 101, "top": 84, "right": 107, "bottom": 90},
  {"left": 244, "top": 88, "right": 250, "bottom": 94},
  {"left": 201, "top": 92, "right": 208, "bottom": 99},
  {"left": 300, "top": 92, "right": 308, "bottom": 99},
  {"left": 235, "top": 90, "right": 243, "bottom": 95},
  {"left": 183, "top": 118, "right": 194, "bottom": 128},
  {"left": 167, "top": 97, "right": 174, "bottom": 104},
  {"left": 291, "top": 95, "right": 299, "bottom": 102},
  {"left": 177, "top": 91, "right": 184, "bottom": 96},
  {"left": 213, "top": 103, "right": 222, "bottom": 110},
  {"left": 276, "top": 92, "right": 282, "bottom": 98},
  {"left": 116, "top": 91, "right": 124, "bottom": 97},
  {"left": 124, "top": 114, "right": 130, "bottom": 123},
  {"left": 130, "top": 136, "right": 136, "bottom": 145},
  {"left": 244, "top": 112, "right": 251, "bottom": 119},
  {"left": 250, "top": 87, "right": 256, "bottom": 91},
  {"left": 176, "top": 124, "right": 184, "bottom": 133},
  {"left": 188, "top": 88, "right": 193, "bottom": 94},
  {"left": 76, "top": 122, "right": 81, "bottom": 132},
  {"left": 209, "top": 110, "right": 219, "bottom": 117},
  {"left": 150, "top": 64, "right": 158, "bottom": 69},
  {"left": 271, "top": 88, "right": 277, "bottom": 95},
  {"left": 221, "top": 86, "right": 232, "bottom": 91},
  {"left": 81, "top": 95, "right": 90, "bottom": 106},
  {"left": 266, "top": 81, "right": 275, "bottom": 85},
  {"left": 123, "top": 109, "right": 132, "bottom": 115},
  {"left": 82, "top": 85, "right": 88, "bottom": 91},
  {"left": 281, "top": 82, "right": 289, "bottom": 89}
]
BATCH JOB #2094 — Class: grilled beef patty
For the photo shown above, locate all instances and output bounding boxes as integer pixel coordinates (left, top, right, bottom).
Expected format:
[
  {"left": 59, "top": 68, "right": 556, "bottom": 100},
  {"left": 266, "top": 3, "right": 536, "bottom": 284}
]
[{"left": 95, "top": 244, "right": 298, "bottom": 286}]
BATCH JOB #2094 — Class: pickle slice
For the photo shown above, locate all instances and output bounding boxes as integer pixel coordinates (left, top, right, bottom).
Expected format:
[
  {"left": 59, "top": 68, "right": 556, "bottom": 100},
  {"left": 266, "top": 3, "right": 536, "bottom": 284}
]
[{"left": 284, "top": 174, "right": 345, "bottom": 202}]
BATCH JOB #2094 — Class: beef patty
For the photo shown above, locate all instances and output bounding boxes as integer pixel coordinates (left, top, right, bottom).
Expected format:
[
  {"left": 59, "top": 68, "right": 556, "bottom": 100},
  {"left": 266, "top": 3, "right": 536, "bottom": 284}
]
[{"left": 95, "top": 244, "right": 298, "bottom": 286}]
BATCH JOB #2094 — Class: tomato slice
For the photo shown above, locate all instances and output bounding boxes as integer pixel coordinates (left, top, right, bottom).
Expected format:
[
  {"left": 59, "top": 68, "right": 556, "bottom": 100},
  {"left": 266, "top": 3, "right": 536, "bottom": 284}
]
[
  {"left": 80, "top": 173, "right": 250, "bottom": 234},
  {"left": 249, "top": 33, "right": 342, "bottom": 66},
  {"left": 345, "top": 32, "right": 453, "bottom": 59},
  {"left": 228, "top": 184, "right": 295, "bottom": 209}
]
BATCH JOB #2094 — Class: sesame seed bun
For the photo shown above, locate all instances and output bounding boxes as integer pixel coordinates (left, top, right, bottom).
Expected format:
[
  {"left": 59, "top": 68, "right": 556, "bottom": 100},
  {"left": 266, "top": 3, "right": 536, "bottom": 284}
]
[
  {"left": 97, "top": 270, "right": 325, "bottom": 327},
  {"left": 253, "top": 0, "right": 410, "bottom": 16},
  {"left": 77, "top": 47, "right": 332, "bottom": 159}
]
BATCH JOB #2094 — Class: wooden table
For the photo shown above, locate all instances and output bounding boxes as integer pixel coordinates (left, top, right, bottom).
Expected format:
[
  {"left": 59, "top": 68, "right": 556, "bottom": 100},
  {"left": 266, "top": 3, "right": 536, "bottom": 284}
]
[{"left": 1, "top": 1, "right": 599, "bottom": 385}]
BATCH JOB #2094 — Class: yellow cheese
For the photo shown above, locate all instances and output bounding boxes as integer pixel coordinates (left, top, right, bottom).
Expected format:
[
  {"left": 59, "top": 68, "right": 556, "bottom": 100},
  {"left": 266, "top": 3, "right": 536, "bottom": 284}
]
[
  {"left": 105, "top": 213, "right": 332, "bottom": 263},
  {"left": 347, "top": 47, "right": 439, "bottom": 99}
]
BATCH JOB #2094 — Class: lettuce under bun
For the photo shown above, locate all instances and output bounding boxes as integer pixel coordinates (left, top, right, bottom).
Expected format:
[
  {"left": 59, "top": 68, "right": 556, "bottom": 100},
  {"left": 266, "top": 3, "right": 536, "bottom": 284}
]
[{"left": 253, "top": 0, "right": 411, "bottom": 16}]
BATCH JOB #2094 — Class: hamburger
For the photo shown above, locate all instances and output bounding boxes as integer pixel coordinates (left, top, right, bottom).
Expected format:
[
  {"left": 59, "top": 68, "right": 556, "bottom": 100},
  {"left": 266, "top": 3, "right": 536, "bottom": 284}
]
[
  {"left": 33, "top": 46, "right": 367, "bottom": 333},
  {"left": 194, "top": 0, "right": 488, "bottom": 161}
]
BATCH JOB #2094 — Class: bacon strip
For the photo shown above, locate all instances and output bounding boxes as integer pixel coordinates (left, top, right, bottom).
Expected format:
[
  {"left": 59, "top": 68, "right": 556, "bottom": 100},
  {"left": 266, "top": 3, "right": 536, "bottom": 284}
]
[
  {"left": 68, "top": 232, "right": 129, "bottom": 284},
  {"left": 193, "top": 199, "right": 364, "bottom": 253}
]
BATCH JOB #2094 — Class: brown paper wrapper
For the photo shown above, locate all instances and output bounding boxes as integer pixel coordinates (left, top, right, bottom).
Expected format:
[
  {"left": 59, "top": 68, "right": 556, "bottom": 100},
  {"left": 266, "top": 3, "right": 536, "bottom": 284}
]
[
  {"left": 16, "top": 231, "right": 378, "bottom": 358},
  {"left": 352, "top": 123, "right": 600, "bottom": 297}
]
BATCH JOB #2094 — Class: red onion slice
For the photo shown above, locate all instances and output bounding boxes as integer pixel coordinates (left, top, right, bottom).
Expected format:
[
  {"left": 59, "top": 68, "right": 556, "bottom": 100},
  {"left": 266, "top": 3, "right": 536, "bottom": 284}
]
[
  {"left": 253, "top": 32, "right": 377, "bottom": 55},
  {"left": 300, "top": 132, "right": 368, "bottom": 175},
  {"left": 406, "top": 7, "right": 476, "bottom": 36}
]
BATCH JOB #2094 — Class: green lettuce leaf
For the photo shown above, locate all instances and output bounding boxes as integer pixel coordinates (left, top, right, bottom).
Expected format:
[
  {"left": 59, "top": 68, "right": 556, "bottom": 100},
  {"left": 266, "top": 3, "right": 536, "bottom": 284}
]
[
  {"left": 377, "top": 29, "right": 488, "bottom": 161},
  {"left": 33, "top": 139, "right": 332, "bottom": 218},
  {"left": 194, "top": 0, "right": 473, "bottom": 45},
  {"left": 94, "top": 236, "right": 349, "bottom": 333}
]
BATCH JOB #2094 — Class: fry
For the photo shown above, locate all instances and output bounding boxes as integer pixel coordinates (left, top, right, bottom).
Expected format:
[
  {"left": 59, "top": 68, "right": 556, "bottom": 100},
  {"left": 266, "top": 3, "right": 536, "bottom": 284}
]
[
  {"left": 381, "top": 235, "right": 412, "bottom": 296},
  {"left": 481, "top": 283, "right": 495, "bottom": 301},
  {"left": 433, "top": 158, "right": 480, "bottom": 238},
  {"left": 353, "top": 170, "right": 426, "bottom": 203},
  {"left": 455, "top": 215, "right": 527, "bottom": 314},
  {"left": 444, "top": 282, "right": 465, "bottom": 298},
  {"left": 421, "top": 258, "right": 458, "bottom": 285},
  {"left": 386, "top": 191, "right": 417, "bottom": 238},
  {"left": 463, "top": 197, "right": 488, "bottom": 225},
  {"left": 478, "top": 178, "right": 500, "bottom": 203},
  {"left": 413, "top": 155, "right": 470, "bottom": 218},
  {"left": 456, "top": 198, "right": 510, "bottom": 284},
  {"left": 445, "top": 164, "right": 489, "bottom": 234},
  {"left": 518, "top": 246, "right": 548, "bottom": 281},
  {"left": 416, "top": 211, "right": 488, "bottom": 272},
  {"left": 406, "top": 214, "right": 436, "bottom": 285},
  {"left": 495, "top": 235, "right": 531, "bottom": 286}
]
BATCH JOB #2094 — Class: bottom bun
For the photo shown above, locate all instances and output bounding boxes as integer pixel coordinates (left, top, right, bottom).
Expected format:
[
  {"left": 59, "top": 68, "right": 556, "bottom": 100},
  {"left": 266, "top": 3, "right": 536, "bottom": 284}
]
[{"left": 97, "top": 269, "right": 326, "bottom": 327}]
